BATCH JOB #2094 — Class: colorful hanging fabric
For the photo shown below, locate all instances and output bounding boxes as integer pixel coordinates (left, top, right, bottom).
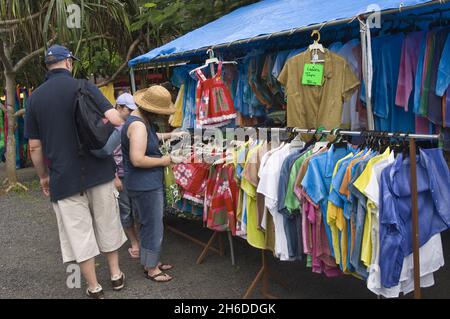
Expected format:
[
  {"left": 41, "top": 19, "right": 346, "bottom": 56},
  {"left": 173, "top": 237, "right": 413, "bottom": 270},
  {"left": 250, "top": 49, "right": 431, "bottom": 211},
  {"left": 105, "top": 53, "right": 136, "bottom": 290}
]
[
  {"left": 195, "top": 62, "right": 237, "bottom": 128},
  {"left": 203, "top": 163, "right": 238, "bottom": 235}
]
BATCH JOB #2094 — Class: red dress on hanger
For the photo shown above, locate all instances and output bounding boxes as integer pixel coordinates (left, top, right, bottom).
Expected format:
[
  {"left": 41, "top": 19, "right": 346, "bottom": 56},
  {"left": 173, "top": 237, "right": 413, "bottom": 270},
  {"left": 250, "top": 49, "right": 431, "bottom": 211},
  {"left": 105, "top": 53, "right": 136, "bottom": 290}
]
[
  {"left": 195, "top": 62, "right": 237, "bottom": 128},
  {"left": 203, "top": 163, "right": 238, "bottom": 235},
  {"left": 173, "top": 154, "right": 209, "bottom": 204}
]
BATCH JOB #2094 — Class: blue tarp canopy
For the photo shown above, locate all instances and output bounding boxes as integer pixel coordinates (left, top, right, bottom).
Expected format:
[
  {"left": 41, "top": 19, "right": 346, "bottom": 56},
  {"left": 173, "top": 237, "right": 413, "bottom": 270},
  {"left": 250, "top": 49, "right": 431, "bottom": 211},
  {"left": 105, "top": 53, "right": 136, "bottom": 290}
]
[{"left": 129, "top": 0, "right": 438, "bottom": 66}]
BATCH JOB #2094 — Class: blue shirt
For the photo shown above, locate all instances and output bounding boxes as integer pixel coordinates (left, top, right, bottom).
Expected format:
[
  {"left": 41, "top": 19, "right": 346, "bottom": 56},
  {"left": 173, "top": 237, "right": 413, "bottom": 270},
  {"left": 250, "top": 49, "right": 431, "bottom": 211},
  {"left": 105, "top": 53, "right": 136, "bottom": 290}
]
[
  {"left": 347, "top": 155, "right": 374, "bottom": 279},
  {"left": 372, "top": 34, "right": 415, "bottom": 133},
  {"left": 428, "top": 28, "right": 450, "bottom": 126},
  {"left": 329, "top": 41, "right": 344, "bottom": 53},
  {"left": 379, "top": 148, "right": 450, "bottom": 288},
  {"left": 171, "top": 65, "right": 199, "bottom": 129},
  {"left": 436, "top": 33, "right": 450, "bottom": 97},
  {"left": 302, "top": 145, "right": 356, "bottom": 256},
  {"left": 272, "top": 50, "right": 291, "bottom": 79}
]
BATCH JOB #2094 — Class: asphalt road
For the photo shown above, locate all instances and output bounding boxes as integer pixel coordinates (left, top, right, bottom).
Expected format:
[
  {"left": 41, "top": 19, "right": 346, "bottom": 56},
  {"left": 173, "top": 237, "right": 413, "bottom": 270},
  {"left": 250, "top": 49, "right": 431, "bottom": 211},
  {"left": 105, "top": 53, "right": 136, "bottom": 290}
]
[{"left": 1, "top": 164, "right": 449, "bottom": 299}]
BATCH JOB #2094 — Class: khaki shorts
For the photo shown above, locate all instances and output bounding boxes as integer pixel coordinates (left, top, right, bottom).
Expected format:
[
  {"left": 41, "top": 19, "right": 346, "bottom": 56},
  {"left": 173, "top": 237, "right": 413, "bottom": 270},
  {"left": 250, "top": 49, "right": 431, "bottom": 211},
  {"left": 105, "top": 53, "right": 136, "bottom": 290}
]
[{"left": 52, "top": 181, "right": 127, "bottom": 263}]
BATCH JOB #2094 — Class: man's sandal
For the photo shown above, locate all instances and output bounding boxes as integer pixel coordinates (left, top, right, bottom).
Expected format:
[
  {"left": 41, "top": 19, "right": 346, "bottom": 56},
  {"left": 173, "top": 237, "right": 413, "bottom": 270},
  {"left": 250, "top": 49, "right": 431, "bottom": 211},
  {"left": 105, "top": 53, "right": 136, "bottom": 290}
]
[
  {"left": 145, "top": 272, "right": 173, "bottom": 283},
  {"left": 86, "top": 286, "right": 105, "bottom": 299},
  {"left": 111, "top": 272, "right": 125, "bottom": 291}
]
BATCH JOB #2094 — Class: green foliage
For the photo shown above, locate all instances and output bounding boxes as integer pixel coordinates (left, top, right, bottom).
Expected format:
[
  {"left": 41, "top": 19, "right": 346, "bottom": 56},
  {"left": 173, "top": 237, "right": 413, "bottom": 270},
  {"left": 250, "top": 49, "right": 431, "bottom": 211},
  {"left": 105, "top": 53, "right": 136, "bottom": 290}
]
[{"left": 130, "top": 0, "right": 258, "bottom": 47}]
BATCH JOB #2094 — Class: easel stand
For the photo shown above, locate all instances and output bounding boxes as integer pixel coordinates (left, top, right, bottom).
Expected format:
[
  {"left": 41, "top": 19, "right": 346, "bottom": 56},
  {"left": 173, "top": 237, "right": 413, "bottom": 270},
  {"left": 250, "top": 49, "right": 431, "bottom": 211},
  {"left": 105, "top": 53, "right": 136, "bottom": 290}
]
[
  {"left": 241, "top": 127, "right": 440, "bottom": 299},
  {"left": 167, "top": 225, "right": 236, "bottom": 266},
  {"left": 243, "top": 250, "right": 277, "bottom": 299}
]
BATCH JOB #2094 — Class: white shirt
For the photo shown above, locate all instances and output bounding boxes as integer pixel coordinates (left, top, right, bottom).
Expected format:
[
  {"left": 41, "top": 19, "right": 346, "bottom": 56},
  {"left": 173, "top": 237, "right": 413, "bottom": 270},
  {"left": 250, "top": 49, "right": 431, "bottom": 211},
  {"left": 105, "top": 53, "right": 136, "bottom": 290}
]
[
  {"left": 258, "top": 142, "right": 285, "bottom": 231},
  {"left": 257, "top": 144, "right": 293, "bottom": 261}
]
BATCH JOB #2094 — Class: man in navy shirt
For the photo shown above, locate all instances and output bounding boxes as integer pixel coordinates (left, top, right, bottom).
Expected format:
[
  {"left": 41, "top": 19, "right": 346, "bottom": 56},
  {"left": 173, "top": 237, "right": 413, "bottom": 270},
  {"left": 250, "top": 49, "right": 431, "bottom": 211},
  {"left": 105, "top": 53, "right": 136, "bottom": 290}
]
[{"left": 25, "top": 45, "right": 127, "bottom": 299}]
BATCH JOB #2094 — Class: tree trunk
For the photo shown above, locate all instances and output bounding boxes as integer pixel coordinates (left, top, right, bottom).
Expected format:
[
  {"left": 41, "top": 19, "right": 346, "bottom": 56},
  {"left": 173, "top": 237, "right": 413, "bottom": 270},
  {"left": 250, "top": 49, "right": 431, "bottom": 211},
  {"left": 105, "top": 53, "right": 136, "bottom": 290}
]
[{"left": 4, "top": 70, "right": 18, "bottom": 184}]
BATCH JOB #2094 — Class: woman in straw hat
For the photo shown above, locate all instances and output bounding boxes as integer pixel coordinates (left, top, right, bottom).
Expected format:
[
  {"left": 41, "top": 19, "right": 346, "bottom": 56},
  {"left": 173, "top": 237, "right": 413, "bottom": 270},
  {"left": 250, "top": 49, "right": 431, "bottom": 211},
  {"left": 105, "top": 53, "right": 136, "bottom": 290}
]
[{"left": 121, "top": 85, "right": 187, "bottom": 283}]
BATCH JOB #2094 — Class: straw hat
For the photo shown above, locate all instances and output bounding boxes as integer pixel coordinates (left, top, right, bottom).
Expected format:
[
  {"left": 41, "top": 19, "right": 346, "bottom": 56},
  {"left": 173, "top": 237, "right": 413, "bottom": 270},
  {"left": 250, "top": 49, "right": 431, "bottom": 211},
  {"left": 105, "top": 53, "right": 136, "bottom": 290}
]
[{"left": 133, "top": 85, "right": 176, "bottom": 115}]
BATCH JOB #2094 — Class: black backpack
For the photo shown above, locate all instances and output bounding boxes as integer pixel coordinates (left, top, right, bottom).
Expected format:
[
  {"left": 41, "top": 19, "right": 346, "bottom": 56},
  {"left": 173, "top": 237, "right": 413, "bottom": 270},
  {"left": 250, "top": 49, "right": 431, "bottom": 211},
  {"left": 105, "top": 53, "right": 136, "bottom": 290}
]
[{"left": 73, "top": 79, "right": 115, "bottom": 154}]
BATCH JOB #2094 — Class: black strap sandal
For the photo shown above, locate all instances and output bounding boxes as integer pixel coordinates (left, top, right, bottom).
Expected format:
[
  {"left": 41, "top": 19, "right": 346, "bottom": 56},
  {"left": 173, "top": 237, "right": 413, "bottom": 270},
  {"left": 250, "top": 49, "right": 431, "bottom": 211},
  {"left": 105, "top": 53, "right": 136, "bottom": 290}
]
[{"left": 143, "top": 264, "right": 173, "bottom": 274}]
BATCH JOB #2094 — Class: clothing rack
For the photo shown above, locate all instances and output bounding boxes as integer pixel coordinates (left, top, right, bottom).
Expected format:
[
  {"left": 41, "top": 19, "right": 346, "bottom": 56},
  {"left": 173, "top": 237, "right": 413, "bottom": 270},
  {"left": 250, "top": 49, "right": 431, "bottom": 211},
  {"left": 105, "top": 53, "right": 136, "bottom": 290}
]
[
  {"left": 167, "top": 128, "right": 237, "bottom": 266},
  {"left": 242, "top": 127, "right": 441, "bottom": 299}
]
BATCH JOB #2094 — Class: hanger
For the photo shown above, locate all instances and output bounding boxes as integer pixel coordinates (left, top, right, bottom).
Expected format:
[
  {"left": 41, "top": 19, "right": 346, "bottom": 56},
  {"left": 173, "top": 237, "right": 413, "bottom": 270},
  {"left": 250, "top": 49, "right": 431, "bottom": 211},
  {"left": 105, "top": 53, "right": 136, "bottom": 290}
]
[
  {"left": 309, "top": 30, "right": 325, "bottom": 63},
  {"left": 189, "top": 49, "right": 238, "bottom": 77}
]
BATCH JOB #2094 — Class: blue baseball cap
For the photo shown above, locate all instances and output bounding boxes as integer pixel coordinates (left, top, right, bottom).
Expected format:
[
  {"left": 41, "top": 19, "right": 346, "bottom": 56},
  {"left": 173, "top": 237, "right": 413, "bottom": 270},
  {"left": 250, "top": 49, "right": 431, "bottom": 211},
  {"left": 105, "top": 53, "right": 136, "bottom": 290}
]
[{"left": 45, "top": 44, "right": 80, "bottom": 65}]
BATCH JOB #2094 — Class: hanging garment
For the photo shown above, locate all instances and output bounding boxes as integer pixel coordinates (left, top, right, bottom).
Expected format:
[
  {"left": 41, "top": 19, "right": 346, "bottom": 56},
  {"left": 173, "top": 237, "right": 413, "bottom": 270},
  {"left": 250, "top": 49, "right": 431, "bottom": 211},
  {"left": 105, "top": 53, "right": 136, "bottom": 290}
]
[
  {"left": 257, "top": 144, "right": 293, "bottom": 260},
  {"left": 361, "top": 151, "right": 442, "bottom": 298},
  {"left": 353, "top": 148, "right": 392, "bottom": 269},
  {"left": 241, "top": 141, "right": 269, "bottom": 249},
  {"left": 173, "top": 155, "right": 209, "bottom": 205},
  {"left": 372, "top": 34, "right": 415, "bottom": 133},
  {"left": 418, "top": 31, "right": 437, "bottom": 117},
  {"left": 427, "top": 28, "right": 450, "bottom": 126},
  {"left": 301, "top": 145, "right": 357, "bottom": 258},
  {"left": 195, "top": 62, "right": 237, "bottom": 127},
  {"left": 278, "top": 49, "right": 360, "bottom": 130},
  {"left": 337, "top": 39, "right": 364, "bottom": 130},
  {"left": 436, "top": 33, "right": 450, "bottom": 98},
  {"left": 169, "top": 84, "right": 184, "bottom": 128},
  {"left": 204, "top": 164, "right": 238, "bottom": 235},
  {"left": 396, "top": 31, "right": 426, "bottom": 111},
  {"left": 98, "top": 83, "right": 116, "bottom": 106},
  {"left": 171, "top": 65, "right": 198, "bottom": 129},
  {"left": 379, "top": 148, "right": 450, "bottom": 288}
]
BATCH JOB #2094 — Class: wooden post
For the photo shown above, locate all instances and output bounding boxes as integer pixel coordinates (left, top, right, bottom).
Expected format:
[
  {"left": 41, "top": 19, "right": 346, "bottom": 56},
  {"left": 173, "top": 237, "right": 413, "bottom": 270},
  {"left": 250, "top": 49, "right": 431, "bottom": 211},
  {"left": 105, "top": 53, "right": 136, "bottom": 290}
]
[{"left": 409, "top": 138, "right": 421, "bottom": 299}]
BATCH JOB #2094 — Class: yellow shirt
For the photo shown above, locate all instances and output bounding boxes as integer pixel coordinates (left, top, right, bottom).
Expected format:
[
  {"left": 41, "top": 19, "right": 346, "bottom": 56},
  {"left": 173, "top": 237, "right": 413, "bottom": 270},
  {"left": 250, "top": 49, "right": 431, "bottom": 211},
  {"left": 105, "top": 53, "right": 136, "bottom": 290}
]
[
  {"left": 169, "top": 84, "right": 184, "bottom": 127},
  {"left": 241, "top": 143, "right": 265, "bottom": 249},
  {"left": 353, "top": 148, "right": 391, "bottom": 267}
]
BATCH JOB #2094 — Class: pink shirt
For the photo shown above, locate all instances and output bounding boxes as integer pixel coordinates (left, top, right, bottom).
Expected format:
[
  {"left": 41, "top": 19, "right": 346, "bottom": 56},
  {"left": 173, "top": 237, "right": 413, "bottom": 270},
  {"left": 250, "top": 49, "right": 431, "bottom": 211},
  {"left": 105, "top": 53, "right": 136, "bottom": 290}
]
[{"left": 395, "top": 32, "right": 425, "bottom": 111}]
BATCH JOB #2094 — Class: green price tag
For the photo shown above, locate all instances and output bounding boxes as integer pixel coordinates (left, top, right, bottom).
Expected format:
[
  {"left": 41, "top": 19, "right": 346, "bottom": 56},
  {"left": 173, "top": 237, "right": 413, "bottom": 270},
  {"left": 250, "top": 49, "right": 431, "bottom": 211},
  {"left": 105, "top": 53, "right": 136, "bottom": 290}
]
[{"left": 302, "top": 63, "right": 324, "bottom": 86}]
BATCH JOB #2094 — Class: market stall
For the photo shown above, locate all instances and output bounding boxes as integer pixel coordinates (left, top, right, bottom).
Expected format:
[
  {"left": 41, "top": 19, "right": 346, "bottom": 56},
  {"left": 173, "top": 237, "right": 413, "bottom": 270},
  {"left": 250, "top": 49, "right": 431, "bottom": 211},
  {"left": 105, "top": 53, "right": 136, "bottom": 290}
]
[{"left": 128, "top": 0, "right": 450, "bottom": 299}]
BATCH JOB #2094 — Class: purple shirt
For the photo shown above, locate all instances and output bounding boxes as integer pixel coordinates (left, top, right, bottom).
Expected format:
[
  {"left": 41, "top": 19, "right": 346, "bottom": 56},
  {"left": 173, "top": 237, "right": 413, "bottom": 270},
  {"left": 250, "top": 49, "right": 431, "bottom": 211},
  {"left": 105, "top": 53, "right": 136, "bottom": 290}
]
[{"left": 113, "top": 126, "right": 124, "bottom": 177}]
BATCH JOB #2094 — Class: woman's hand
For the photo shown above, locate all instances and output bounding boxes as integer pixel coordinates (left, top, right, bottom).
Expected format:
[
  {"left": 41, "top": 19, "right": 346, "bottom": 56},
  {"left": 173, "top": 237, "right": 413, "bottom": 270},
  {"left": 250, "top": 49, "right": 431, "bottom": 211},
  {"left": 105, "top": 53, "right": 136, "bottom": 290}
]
[
  {"left": 170, "top": 131, "right": 190, "bottom": 140},
  {"left": 114, "top": 176, "right": 123, "bottom": 192},
  {"left": 161, "top": 155, "right": 172, "bottom": 167}
]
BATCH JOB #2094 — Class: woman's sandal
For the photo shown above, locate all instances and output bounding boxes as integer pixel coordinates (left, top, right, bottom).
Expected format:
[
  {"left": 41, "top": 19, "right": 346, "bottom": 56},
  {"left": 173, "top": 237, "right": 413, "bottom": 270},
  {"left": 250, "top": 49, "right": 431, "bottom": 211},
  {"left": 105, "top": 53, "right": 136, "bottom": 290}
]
[
  {"left": 145, "top": 272, "right": 173, "bottom": 283},
  {"left": 143, "top": 263, "right": 173, "bottom": 274},
  {"left": 128, "top": 248, "right": 140, "bottom": 259}
]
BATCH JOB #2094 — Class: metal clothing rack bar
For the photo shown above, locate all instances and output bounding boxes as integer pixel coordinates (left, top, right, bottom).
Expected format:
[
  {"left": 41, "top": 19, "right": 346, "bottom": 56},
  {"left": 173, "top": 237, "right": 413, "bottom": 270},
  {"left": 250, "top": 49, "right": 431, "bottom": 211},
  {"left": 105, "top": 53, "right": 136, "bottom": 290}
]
[{"left": 242, "top": 127, "right": 441, "bottom": 299}]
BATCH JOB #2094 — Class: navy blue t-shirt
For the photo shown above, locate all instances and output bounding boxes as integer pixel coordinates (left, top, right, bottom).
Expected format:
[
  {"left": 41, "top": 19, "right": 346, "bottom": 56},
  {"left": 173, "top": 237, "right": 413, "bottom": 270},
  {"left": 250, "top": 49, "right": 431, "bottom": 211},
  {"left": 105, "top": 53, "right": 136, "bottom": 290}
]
[
  {"left": 24, "top": 69, "right": 115, "bottom": 202},
  {"left": 121, "top": 116, "right": 163, "bottom": 192}
]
